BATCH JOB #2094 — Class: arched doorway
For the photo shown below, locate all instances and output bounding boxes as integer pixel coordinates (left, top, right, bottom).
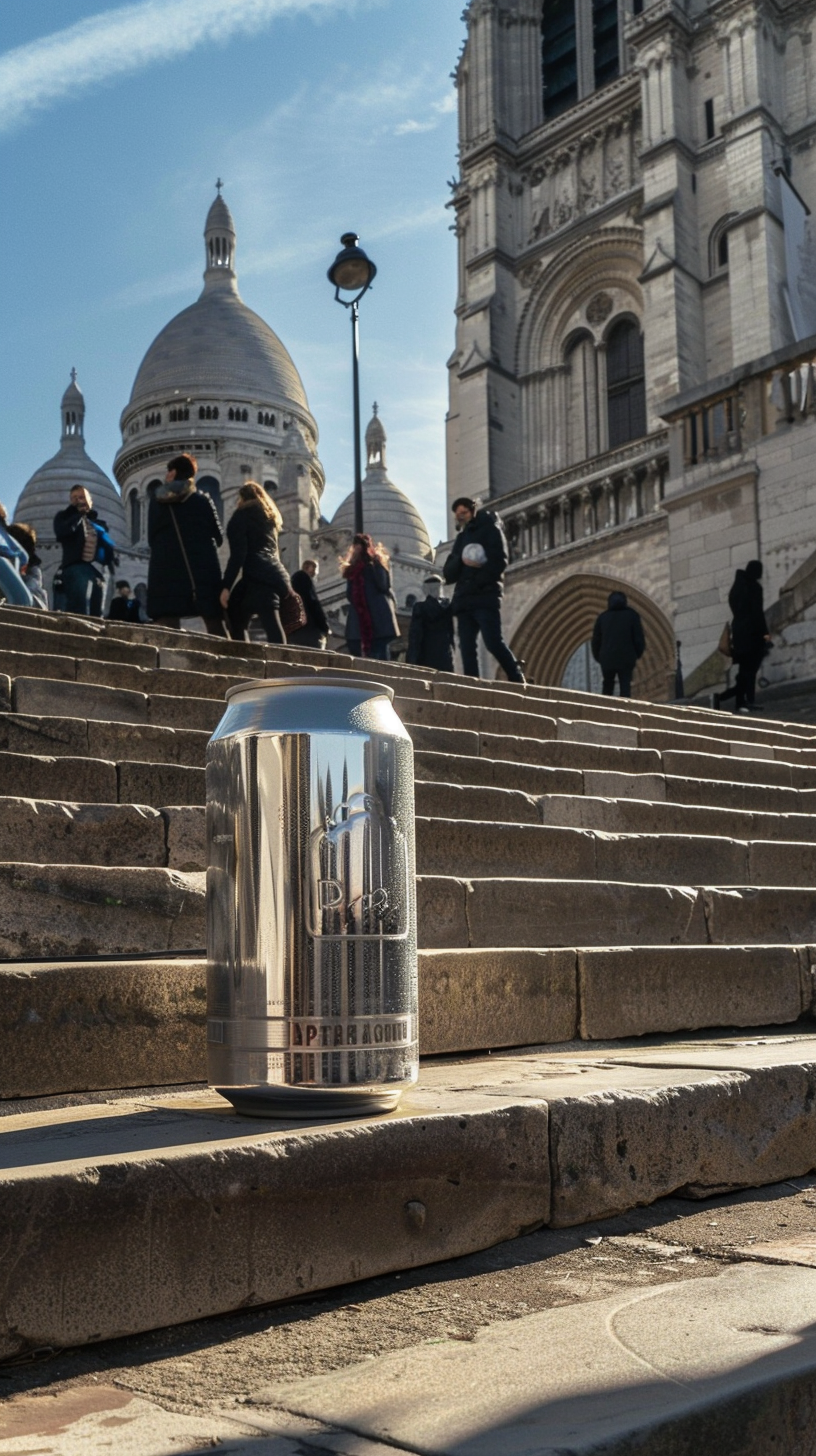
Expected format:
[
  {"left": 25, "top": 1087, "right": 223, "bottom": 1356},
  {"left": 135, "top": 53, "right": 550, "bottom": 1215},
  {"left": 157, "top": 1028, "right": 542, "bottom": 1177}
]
[{"left": 511, "top": 573, "right": 675, "bottom": 701}]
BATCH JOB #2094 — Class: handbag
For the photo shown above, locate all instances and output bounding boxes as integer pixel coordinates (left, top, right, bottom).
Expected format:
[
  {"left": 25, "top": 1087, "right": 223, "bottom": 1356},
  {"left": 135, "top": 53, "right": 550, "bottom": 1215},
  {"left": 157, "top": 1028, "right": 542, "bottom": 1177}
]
[
  {"left": 718, "top": 621, "right": 733, "bottom": 658},
  {"left": 280, "top": 590, "right": 307, "bottom": 635}
]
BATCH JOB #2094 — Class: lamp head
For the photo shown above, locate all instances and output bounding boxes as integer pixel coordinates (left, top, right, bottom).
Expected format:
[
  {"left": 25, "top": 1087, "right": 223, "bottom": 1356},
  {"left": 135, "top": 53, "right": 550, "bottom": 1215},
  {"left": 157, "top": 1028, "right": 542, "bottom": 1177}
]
[{"left": 328, "top": 233, "right": 377, "bottom": 303}]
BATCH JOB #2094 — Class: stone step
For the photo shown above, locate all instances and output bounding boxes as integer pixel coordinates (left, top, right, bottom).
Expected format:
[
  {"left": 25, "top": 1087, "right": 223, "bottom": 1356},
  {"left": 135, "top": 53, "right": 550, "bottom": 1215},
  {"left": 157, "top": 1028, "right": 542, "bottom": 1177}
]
[
  {"left": 0, "top": 797, "right": 203, "bottom": 869},
  {"left": 3, "top": 1031, "right": 816, "bottom": 1357},
  {"left": 3, "top": 614, "right": 815, "bottom": 748},
  {"left": 539, "top": 791, "right": 816, "bottom": 843},
  {"left": 418, "top": 875, "right": 816, "bottom": 951},
  {"left": 416, "top": 817, "right": 816, "bottom": 888},
  {"left": 3, "top": 946, "right": 809, "bottom": 1102},
  {"left": 5, "top": 860, "right": 816, "bottom": 959},
  {"left": 0, "top": 710, "right": 209, "bottom": 767}
]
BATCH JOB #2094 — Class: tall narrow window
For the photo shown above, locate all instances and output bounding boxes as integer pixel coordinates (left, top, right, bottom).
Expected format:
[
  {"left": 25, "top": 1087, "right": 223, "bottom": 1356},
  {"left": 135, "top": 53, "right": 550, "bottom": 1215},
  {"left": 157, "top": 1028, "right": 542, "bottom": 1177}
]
[
  {"left": 592, "top": 0, "right": 619, "bottom": 89},
  {"left": 542, "top": 0, "right": 578, "bottom": 117},
  {"left": 606, "top": 319, "right": 646, "bottom": 448},
  {"left": 129, "top": 491, "right": 141, "bottom": 545},
  {"left": 566, "top": 333, "right": 600, "bottom": 465},
  {"left": 704, "top": 98, "right": 715, "bottom": 140}
]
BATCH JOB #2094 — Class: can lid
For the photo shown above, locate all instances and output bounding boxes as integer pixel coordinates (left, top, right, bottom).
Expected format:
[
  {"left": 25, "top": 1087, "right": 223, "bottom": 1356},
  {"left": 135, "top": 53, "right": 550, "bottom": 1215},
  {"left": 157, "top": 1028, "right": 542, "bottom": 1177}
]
[{"left": 224, "top": 675, "right": 395, "bottom": 704}]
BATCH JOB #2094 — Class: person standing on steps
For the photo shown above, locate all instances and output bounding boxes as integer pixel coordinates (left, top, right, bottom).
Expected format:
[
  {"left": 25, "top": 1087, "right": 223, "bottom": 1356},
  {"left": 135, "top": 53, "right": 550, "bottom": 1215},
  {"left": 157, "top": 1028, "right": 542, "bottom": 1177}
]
[
  {"left": 147, "top": 454, "right": 226, "bottom": 635},
  {"left": 591, "top": 590, "right": 646, "bottom": 698},
  {"left": 341, "top": 534, "right": 399, "bottom": 661},
  {"left": 6, "top": 522, "right": 48, "bottom": 608},
  {"left": 107, "top": 580, "right": 142, "bottom": 624},
  {"left": 406, "top": 574, "right": 455, "bottom": 673},
  {"left": 442, "top": 497, "right": 525, "bottom": 684},
  {"left": 289, "top": 559, "right": 330, "bottom": 651},
  {"left": 220, "top": 482, "right": 295, "bottom": 644},
  {"left": 716, "top": 560, "right": 771, "bottom": 714},
  {"left": 53, "top": 484, "right": 116, "bottom": 617}
]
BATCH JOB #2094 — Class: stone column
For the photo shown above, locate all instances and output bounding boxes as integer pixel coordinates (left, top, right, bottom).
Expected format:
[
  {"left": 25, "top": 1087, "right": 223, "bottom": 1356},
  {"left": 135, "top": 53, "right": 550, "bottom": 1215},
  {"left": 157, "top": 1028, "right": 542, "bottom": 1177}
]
[{"left": 601, "top": 477, "right": 615, "bottom": 529}]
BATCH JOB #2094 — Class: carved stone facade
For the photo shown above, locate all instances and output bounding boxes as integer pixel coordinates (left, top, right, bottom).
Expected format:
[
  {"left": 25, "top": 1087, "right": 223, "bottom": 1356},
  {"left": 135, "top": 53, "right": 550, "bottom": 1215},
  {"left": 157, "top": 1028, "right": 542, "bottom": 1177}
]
[{"left": 447, "top": 0, "right": 816, "bottom": 701}]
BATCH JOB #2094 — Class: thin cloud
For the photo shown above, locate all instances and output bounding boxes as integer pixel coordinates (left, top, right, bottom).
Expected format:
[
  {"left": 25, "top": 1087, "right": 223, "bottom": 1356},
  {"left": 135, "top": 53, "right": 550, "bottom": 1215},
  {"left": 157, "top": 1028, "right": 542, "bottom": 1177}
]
[
  {"left": 0, "top": 0, "right": 357, "bottom": 134},
  {"left": 395, "top": 89, "right": 456, "bottom": 136}
]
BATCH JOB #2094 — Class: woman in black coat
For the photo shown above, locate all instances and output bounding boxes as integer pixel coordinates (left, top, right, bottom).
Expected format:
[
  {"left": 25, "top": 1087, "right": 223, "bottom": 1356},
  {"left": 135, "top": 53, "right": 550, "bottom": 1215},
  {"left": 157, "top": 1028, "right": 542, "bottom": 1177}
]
[
  {"left": 341, "top": 533, "right": 399, "bottom": 660},
  {"left": 220, "top": 481, "right": 293, "bottom": 643},
  {"left": 718, "top": 560, "right": 770, "bottom": 713},
  {"left": 147, "top": 454, "right": 225, "bottom": 634}
]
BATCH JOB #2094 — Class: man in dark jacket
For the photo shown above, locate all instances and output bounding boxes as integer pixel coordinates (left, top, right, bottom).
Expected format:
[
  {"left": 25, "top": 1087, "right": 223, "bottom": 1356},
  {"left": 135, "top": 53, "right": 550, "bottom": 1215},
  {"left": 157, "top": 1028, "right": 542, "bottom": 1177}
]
[
  {"left": 443, "top": 498, "right": 524, "bottom": 683},
  {"left": 147, "top": 454, "right": 225, "bottom": 634},
  {"left": 289, "top": 559, "right": 330, "bottom": 650},
  {"left": 591, "top": 590, "right": 646, "bottom": 697},
  {"left": 54, "top": 485, "right": 115, "bottom": 617},
  {"left": 406, "top": 575, "right": 455, "bottom": 672},
  {"left": 717, "top": 560, "right": 771, "bottom": 713}
]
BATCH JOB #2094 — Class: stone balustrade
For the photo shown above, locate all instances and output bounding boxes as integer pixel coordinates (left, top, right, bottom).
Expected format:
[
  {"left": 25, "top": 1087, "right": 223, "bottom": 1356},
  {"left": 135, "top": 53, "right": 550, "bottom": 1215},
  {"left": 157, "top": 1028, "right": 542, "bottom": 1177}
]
[
  {"left": 662, "top": 333, "right": 816, "bottom": 469},
  {"left": 501, "top": 433, "right": 669, "bottom": 565}
]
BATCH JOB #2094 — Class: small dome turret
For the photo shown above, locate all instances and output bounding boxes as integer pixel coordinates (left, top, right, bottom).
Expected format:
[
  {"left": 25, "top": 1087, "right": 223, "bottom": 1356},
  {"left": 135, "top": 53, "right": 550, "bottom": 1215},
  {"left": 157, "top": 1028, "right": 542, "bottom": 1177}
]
[
  {"left": 60, "top": 367, "right": 85, "bottom": 442},
  {"left": 203, "top": 180, "right": 237, "bottom": 292}
]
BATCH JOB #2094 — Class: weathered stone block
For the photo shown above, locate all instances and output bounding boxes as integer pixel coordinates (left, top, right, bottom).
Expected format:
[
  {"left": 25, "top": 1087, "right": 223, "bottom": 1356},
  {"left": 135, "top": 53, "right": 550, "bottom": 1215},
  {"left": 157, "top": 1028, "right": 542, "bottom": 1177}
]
[
  {"left": 416, "top": 818, "right": 596, "bottom": 880},
  {"left": 704, "top": 886, "right": 816, "bottom": 944},
  {"left": 0, "top": 712, "right": 87, "bottom": 756},
  {"left": 88, "top": 719, "right": 207, "bottom": 767},
  {"left": 419, "top": 948, "right": 577, "bottom": 1050},
  {"left": 118, "top": 761, "right": 205, "bottom": 807},
  {"left": 0, "top": 797, "right": 166, "bottom": 867},
  {"left": 12, "top": 676, "right": 148, "bottom": 725},
  {"left": 416, "top": 876, "right": 470, "bottom": 948},
  {"left": 0, "top": 959, "right": 207, "bottom": 1098},
  {"left": 415, "top": 780, "right": 541, "bottom": 826},
  {"left": 594, "top": 832, "right": 749, "bottom": 886},
  {"left": 582, "top": 769, "right": 666, "bottom": 800},
  {"left": 464, "top": 878, "right": 706, "bottom": 949},
  {"left": 163, "top": 806, "right": 206, "bottom": 870},
  {"left": 147, "top": 693, "right": 222, "bottom": 733},
  {"left": 0, "top": 750, "right": 116, "bottom": 803},
  {"left": 0, "top": 863, "right": 205, "bottom": 958},
  {"left": 578, "top": 945, "right": 805, "bottom": 1039}
]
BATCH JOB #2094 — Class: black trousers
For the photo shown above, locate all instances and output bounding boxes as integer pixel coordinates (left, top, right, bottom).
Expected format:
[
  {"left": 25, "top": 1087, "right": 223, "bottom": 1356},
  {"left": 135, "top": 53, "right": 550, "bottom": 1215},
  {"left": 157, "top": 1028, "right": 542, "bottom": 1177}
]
[
  {"left": 602, "top": 669, "right": 632, "bottom": 697},
  {"left": 227, "top": 578, "right": 284, "bottom": 644},
  {"left": 456, "top": 606, "right": 524, "bottom": 682},
  {"left": 719, "top": 653, "right": 763, "bottom": 711}
]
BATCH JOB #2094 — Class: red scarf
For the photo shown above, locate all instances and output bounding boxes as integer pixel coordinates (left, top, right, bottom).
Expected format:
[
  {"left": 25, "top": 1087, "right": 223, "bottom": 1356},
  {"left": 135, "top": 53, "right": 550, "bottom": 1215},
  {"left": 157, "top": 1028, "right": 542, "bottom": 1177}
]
[{"left": 346, "top": 558, "right": 374, "bottom": 654}]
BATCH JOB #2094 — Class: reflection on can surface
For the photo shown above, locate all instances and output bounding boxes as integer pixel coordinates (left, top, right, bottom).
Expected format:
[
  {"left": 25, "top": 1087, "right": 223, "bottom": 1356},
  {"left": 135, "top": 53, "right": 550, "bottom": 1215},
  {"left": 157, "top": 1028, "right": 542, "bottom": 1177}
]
[{"left": 206, "top": 676, "right": 418, "bottom": 1116}]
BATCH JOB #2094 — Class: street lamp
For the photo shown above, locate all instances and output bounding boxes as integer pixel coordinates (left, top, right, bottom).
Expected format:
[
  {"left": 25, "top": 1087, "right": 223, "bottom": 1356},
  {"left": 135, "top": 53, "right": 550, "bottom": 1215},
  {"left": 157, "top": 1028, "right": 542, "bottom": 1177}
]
[{"left": 328, "top": 233, "right": 377, "bottom": 537}]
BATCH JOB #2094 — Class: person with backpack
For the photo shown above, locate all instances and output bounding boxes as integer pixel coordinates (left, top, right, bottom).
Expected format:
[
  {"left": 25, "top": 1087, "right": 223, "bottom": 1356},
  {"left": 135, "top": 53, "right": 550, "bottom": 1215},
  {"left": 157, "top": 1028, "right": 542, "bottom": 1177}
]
[
  {"left": 147, "top": 454, "right": 225, "bottom": 634},
  {"left": 53, "top": 485, "right": 116, "bottom": 617}
]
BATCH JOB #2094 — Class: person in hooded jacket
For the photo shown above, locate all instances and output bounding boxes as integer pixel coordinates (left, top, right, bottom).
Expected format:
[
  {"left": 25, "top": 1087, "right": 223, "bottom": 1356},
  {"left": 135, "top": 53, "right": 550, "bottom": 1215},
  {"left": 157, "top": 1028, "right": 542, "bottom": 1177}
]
[
  {"left": 0, "top": 503, "right": 34, "bottom": 607},
  {"left": 220, "top": 482, "right": 294, "bottom": 643},
  {"left": 53, "top": 485, "right": 115, "bottom": 617},
  {"left": 442, "top": 497, "right": 525, "bottom": 683},
  {"left": 147, "top": 454, "right": 226, "bottom": 634},
  {"left": 341, "top": 534, "right": 399, "bottom": 660},
  {"left": 716, "top": 560, "right": 771, "bottom": 713},
  {"left": 591, "top": 590, "right": 646, "bottom": 697},
  {"left": 406, "top": 574, "right": 455, "bottom": 672}
]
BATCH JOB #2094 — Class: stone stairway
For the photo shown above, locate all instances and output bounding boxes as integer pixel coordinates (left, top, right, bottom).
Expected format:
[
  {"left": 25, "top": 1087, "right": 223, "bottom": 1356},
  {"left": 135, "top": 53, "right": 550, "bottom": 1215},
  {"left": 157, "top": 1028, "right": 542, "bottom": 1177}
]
[{"left": 2, "top": 604, "right": 816, "bottom": 1358}]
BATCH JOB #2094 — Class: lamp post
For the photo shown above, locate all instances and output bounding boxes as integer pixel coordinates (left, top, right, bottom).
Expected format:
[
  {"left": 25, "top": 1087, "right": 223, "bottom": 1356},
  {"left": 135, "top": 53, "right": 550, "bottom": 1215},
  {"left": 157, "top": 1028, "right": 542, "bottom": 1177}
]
[{"left": 328, "top": 233, "right": 377, "bottom": 537}]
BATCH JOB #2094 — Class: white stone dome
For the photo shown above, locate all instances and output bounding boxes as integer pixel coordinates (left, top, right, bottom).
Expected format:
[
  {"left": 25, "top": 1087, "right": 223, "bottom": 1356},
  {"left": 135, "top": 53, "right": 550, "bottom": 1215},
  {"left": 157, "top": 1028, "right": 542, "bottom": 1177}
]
[
  {"left": 330, "top": 405, "right": 433, "bottom": 563},
  {"left": 15, "top": 371, "right": 126, "bottom": 543},
  {"left": 127, "top": 191, "right": 310, "bottom": 416}
]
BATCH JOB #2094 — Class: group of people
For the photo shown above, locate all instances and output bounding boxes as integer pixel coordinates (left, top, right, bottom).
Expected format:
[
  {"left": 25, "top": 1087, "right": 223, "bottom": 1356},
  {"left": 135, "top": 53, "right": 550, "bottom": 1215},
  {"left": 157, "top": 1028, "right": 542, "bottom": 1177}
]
[{"left": 0, "top": 454, "right": 772, "bottom": 708}]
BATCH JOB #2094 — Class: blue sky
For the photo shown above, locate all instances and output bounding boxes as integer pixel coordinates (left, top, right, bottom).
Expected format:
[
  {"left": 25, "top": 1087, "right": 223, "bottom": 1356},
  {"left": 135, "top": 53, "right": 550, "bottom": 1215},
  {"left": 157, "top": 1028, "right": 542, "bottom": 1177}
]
[{"left": 1, "top": 0, "right": 465, "bottom": 546}]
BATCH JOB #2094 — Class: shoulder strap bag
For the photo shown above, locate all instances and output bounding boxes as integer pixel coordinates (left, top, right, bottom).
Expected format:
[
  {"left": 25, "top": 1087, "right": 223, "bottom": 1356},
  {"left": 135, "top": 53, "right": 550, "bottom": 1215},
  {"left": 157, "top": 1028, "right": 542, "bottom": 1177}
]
[{"left": 168, "top": 505, "right": 199, "bottom": 610}]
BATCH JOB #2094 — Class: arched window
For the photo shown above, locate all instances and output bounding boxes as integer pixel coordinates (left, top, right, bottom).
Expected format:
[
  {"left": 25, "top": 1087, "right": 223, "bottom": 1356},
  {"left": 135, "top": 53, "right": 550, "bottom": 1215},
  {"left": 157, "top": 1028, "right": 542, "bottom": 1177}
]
[
  {"left": 709, "top": 214, "right": 736, "bottom": 276},
  {"left": 258, "top": 411, "right": 264, "bottom": 424},
  {"left": 128, "top": 491, "right": 141, "bottom": 545},
  {"left": 212, "top": 406, "right": 219, "bottom": 420},
  {"left": 405, "top": 593, "right": 417, "bottom": 608},
  {"left": 228, "top": 408, "right": 234, "bottom": 421},
  {"left": 199, "top": 406, "right": 206, "bottom": 420},
  {"left": 241, "top": 409, "right": 248, "bottom": 422},
  {"left": 264, "top": 479, "right": 277, "bottom": 494},
  {"left": 197, "top": 474, "right": 223, "bottom": 522},
  {"left": 565, "top": 332, "right": 600, "bottom": 465},
  {"left": 606, "top": 319, "right": 646, "bottom": 448}
]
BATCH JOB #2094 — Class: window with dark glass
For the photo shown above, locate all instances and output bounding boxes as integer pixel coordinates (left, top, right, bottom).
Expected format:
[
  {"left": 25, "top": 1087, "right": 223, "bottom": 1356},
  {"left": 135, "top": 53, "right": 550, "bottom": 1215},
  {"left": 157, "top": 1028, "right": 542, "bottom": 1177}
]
[
  {"left": 129, "top": 492, "right": 141, "bottom": 545},
  {"left": 592, "top": 0, "right": 619, "bottom": 89},
  {"left": 542, "top": 0, "right": 578, "bottom": 117},
  {"left": 606, "top": 319, "right": 646, "bottom": 448}
]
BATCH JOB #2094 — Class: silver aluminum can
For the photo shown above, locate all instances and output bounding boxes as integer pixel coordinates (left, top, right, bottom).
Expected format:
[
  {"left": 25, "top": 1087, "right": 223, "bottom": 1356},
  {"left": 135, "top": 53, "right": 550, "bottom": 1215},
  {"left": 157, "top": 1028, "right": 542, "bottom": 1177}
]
[{"left": 206, "top": 676, "right": 418, "bottom": 1117}]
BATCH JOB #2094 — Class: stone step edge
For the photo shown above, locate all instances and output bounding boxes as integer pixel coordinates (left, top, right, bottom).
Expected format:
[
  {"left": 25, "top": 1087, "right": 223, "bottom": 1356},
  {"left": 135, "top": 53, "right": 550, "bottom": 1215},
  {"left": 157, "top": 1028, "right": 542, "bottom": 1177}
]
[
  {"left": 2, "top": 945, "right": 811, "bottom": 1102},
  {"left": 2, "top": 603, "right": 813, "bottom": 742},
  {"left": 4, "top": 1036, "right": 816, "bottom": 1356}
]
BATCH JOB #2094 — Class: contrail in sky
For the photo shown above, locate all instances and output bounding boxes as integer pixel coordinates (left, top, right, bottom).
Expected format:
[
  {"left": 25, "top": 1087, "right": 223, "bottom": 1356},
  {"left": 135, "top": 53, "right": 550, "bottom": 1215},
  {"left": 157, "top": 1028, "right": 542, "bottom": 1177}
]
[{"left": 0, "top": 0, "right": 354, "bottom": 133}]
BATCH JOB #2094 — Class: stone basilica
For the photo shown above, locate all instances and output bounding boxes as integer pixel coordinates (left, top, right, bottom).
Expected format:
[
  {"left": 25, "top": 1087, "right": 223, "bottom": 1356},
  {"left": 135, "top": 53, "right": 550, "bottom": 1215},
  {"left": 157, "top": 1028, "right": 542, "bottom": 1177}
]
[
  {"left": 15, "top": 190, "right": 435, "bottom": 636},
  {"left": 447, "top": 0, "right": 816, "bottom": 707}
]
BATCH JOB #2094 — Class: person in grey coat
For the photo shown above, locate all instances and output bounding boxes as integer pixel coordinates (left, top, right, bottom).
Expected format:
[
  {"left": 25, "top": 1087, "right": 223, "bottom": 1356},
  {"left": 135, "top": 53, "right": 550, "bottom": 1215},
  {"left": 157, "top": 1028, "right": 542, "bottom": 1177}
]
[
  {"left": 591, "top": 590, "right": 645, "bottom": 697},
  {"left": 341, "top": 533, "right": 399, "bottom": 660}
]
